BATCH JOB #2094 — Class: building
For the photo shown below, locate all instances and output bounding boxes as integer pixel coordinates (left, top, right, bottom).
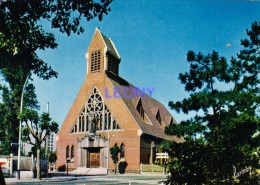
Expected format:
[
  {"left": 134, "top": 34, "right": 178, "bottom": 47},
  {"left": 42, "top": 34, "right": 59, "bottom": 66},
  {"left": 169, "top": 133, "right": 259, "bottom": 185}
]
[
  {"left": 56, "top": 28, "right": 181, "bottom": 173},
  {"left": 45, "top": 132, "right": 57, "bottom": 153}
]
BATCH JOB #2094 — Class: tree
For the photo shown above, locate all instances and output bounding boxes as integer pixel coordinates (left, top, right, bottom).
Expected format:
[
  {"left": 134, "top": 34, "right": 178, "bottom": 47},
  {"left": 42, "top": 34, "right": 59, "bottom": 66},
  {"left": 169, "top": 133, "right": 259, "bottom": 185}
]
[
  {"left": 49, "top": 151, "right": 57, "bottom": 171},
  {"left": 0, "top": 78, "right": 39, "bottom": 154},
  {"left": 0, "top": 0, "right": 112, "bottom": 81},
  {"left": 162, "top": 21, "right": 259, "bottom": 185},
  {"left": 49, "top": 151, "right": 57, "bottom": 163},
  {"left": 30, "top": 145, "right": 46, "bottom": 159},
  {"left": 110, "top": 144, "right": 120, "bottom": 174},
  {"left": 0, "top": 0, "right": 112, "bottom": 155},
  {"left": 17, "top": 80, "right": 58, "bottom": 180},
  {"left": 0, "top": 85, "right": 19, "bottom": 155},
  {"left": 21, "top": 109, "right": 58, "bottom": 180}
]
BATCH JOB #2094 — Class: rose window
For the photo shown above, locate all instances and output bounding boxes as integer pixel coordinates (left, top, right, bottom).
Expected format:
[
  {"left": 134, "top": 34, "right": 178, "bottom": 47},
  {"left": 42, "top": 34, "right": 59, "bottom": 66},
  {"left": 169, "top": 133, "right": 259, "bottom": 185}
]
[{"left": 87, "top": 88, "right": 103, "bottom": 113}]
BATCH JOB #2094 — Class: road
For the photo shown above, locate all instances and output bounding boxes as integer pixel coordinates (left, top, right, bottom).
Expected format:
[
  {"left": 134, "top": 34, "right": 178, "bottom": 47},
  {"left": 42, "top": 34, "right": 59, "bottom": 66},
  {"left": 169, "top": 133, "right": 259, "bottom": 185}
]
[{"left": 9, "top": 174, "right": 167, "bottom": 185}]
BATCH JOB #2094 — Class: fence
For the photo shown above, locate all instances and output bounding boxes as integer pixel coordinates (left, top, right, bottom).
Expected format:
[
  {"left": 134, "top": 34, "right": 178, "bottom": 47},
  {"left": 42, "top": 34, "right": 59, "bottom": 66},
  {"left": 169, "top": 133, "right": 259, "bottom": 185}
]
[
  {"left": 140, "top": 163, "right": 165, "bottom": 173},
  {"left": 13, "top": 156, "right": 33, "bottom": 170}
]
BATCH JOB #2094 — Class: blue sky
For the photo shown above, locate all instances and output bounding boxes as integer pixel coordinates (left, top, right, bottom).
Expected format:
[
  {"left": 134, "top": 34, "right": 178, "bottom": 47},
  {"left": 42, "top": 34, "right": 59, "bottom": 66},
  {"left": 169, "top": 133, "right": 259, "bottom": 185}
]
[{"left": 34, "top": 0, "right": 260, "bottom": 126}]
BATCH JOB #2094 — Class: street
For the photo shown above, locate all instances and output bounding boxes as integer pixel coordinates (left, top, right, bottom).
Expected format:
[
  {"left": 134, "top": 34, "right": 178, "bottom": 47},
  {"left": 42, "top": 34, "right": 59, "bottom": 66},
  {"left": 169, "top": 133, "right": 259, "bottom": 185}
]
[{"left": 7, "top": 174, "right": 167, "bottom": 185}]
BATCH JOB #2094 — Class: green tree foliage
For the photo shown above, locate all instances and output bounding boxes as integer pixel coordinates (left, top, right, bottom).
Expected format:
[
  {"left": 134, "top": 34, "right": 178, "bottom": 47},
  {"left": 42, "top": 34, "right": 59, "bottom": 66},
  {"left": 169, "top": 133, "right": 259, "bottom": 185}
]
[
  {"left": 0, "top": 85, "right": 18, "bottom": 154},
  {"left": 162, "top": 21, "right": 259, "bottom": 184},
  {"left": 29, "top": 145, "right": 46, "bottom": 159},
  {"left": 110, "top": 144, "right": 120, "bottom": 174},
  {"left": 28, "top": 144, "right": 57, "bottom": 163},
  {"left": 0, "top": 79, "right": 39, "bottom": 154},
  {"left": 49, "top": 151, "right": 57, "bottom": 163},
  {"left": 0, "top": 0, "right": 112, "bottom": 154},
  {"left": 0, "top": 0, "right": 112, "bottom": 83}
]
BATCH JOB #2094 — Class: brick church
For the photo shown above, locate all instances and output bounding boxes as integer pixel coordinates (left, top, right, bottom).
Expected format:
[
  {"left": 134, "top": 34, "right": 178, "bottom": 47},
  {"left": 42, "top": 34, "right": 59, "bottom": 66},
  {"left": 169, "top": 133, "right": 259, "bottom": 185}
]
[{"left": 56, "top": 28, "right": 181, "bottom": 173}]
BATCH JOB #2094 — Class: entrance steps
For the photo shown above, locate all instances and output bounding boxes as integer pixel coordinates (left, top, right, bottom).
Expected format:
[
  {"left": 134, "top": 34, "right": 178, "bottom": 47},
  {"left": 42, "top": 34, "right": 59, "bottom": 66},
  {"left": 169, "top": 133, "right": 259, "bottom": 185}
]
[{"left": 70, "top": 167, "right": 107, "bottom": 175}]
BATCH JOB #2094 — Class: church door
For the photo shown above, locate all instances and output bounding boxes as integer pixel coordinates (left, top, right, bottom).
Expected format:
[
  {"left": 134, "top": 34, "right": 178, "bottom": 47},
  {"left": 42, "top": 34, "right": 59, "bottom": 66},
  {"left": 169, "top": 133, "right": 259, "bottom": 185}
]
[{"left": 89, "top": 152, "right": 100, "bottom": 168}]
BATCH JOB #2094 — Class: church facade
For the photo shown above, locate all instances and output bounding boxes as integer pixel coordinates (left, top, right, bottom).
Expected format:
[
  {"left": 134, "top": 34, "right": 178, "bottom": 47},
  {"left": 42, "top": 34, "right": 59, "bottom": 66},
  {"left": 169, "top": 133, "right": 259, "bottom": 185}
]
[{"left": 56, "top": 28, "right": 180, "bottom": 173}]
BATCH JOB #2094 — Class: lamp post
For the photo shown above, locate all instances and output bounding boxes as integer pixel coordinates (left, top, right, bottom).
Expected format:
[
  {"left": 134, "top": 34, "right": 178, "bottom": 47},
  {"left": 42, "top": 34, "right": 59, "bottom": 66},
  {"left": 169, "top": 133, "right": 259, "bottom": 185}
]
[
  {"left": 66, "top": 158, "right": 70, "bottom": 176},
  {"left": 46, "top": 102, "right": 49, "bottom": 179},
  {"left": 107, "top": 120, "right": 110, "bottom": 174},
  {"left": 17, "top": 74, "right": 30, "bottom": 179}
]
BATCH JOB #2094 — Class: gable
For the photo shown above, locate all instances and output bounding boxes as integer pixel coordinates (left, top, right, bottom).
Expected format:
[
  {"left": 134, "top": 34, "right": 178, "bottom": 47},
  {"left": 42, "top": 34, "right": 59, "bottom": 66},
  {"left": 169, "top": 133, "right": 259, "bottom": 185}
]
[
  {"left": 58, "top": 28, "right": 181, "bottom": 143},
  {"left": 155, "top": 109, "right": 162, "bottom": 125},
  {"left": 136, "top": 98, "right": 144, "bottom": 119},
  {"left": 135, "top": 98, "right": 152, "bottom": 125}
]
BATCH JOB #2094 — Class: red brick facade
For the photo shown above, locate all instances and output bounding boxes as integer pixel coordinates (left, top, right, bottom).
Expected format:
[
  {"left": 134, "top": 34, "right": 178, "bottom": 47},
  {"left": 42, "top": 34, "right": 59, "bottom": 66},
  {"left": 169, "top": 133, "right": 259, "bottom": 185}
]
[{"left": 56, "top": 28, "right": 180, "bottom": 173}]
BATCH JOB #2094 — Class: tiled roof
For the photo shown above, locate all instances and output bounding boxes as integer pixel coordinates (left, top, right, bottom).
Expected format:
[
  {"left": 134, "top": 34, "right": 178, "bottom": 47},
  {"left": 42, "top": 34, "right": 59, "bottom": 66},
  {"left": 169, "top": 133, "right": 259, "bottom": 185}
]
[
  {"left": 91, "top": 28, "right": 120, "bottom": 59},
  {"left": 106, "top": 72, "right": 182, "bottom": 142},
  {"left": 151, "top": 108, "right": 159, "bottom": 116},
  {"left": 101, "top": 33, "right": 119, "bottom": 58}
]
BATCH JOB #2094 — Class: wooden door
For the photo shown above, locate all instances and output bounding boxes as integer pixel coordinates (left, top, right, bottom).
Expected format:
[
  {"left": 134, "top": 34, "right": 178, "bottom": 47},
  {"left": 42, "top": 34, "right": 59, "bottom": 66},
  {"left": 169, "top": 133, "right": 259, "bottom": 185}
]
[{"left": 89, "top": 152, "right": 100, "bottom": 168}]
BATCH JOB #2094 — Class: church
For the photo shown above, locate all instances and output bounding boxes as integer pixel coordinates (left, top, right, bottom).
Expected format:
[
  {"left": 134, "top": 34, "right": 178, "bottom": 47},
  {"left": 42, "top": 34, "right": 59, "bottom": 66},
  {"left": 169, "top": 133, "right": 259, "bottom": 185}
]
[{"left": 56, "top": 28, "right": 181, "bottom": 173}]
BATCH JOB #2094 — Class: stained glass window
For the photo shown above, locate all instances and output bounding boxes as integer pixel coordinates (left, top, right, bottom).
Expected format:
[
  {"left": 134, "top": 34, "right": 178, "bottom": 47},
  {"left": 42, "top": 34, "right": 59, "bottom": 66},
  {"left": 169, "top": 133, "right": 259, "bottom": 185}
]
[{"left": 70, "top": 88, "right": 120, "bottom": 134}]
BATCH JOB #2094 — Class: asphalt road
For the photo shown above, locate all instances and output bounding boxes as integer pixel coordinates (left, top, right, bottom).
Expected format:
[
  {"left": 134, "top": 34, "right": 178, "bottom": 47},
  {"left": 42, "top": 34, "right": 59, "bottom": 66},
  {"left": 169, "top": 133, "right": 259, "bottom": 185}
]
[{"left": 9, "top": 175, "right": 167, "bottom": 185}]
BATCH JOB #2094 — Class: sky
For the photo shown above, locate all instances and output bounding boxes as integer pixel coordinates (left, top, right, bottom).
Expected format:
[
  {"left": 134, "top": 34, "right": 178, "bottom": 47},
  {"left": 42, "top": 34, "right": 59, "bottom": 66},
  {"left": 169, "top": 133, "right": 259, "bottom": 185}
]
[{"left": 33, "top": 0, "right": 260, "bottom": 127}]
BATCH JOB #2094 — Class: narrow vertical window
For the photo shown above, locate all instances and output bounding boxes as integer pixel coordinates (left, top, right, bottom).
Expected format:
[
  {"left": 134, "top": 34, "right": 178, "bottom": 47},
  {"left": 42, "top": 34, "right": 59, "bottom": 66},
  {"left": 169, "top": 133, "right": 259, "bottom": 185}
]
[
  {"left": 86, "top": 115, "right": 89, "bottom": 132},
  {"left": 112, "top": 119, "right": 116, "bottom": 130},
  {"left": 82, "top": 116, "right": 85, "bottom": 132},
  {"left": 108, "top": 113, "right": 111, "bottom": 130},
  {"left": 104, "top": 114, "right": 108, "bottom": 130},
  {"left": 90, "top": 50, "right": 101, "bottom": 73},
  {"left": 66, "top": 145, "right": 70, "bottom": 159},
  {"left": 79, "top": 118, "right": 82, "bottom": 132},
  {"left": 71, "top": 145, "right": 74, "bottom": 159},
  {"left": 120, "top": 143, "right": 125, "bottom": 159},
  {"left": 74, "top": 124, "right": 77, "bottom": 133}
]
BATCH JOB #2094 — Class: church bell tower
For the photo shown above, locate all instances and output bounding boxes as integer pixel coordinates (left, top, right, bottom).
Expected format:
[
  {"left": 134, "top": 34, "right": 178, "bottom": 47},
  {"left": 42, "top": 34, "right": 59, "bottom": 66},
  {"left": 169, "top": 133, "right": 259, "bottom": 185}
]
[{"left": 86, "top": 28, "right": 121, "bottom": 76}]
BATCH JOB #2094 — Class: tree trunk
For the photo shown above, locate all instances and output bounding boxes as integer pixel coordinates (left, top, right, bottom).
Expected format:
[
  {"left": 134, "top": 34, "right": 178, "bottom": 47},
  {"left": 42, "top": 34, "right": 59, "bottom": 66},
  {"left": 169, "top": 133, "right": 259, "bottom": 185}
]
[
  {"left": 114, "top": 163, "right": 116, "bottom": 174},
  {"left": 37, "top": 146, "right": 41, "bottom": 180}
]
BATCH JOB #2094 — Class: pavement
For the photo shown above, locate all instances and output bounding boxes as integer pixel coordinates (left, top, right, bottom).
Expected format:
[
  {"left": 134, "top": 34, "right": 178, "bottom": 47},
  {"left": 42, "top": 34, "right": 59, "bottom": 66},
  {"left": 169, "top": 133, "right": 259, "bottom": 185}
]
[
  {"left": 3, "top": 168, "right": 107, "bottom": 184},
  {"left": 4, "top": 175, "right": 78, "bottom": 184}
]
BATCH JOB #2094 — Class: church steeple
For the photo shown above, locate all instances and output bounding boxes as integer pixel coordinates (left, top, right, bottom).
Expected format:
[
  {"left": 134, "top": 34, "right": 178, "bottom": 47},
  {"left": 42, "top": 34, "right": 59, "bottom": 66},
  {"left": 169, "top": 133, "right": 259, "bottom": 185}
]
[{"left": 86, "top": 28, "right": 121, "bottom": 76}]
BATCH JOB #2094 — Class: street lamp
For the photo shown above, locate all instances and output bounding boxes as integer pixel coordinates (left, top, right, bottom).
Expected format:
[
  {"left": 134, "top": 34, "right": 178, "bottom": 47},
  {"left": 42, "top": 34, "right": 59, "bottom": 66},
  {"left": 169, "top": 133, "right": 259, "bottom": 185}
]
[
  {"left": 107, "top": 119, "right": 110, "bottom": 174},
  {"left": 17, "top": 74, "right": 30, "bottom": 179}
]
